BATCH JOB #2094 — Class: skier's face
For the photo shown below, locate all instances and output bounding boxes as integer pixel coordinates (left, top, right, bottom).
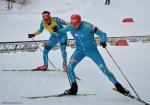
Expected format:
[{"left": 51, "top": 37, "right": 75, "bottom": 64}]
[
  {"left": 70, "top": 19, "right": 80, "bottom": 29},
  {"left": 74, "top": 23, "right": 80, "bottom": 29},
  {"left": 42, "top": 13, "right": 51, "bottom": 24},
  {"left": 44, "top": 18, "right": 51, "bottom": 24}
]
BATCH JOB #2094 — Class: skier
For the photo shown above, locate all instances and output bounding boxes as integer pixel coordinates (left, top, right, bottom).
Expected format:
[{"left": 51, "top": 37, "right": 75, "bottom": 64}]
[
  {"left": 59, "top": 14, "right": 130, "bottom": 95},
  {"left": 105, "top": 0, "right": 110, "bottom": 5},
  {"left": 28, "top": 11, "right": 68, "bottom": 71}
]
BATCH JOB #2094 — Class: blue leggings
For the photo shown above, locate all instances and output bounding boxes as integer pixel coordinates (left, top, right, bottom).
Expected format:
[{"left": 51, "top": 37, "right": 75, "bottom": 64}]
[
  {"left": 67, "top": 48, "right": 118, "bottom": 85},
  {"left": 43, "top": 35, "right": 67, "bottom": 66}
]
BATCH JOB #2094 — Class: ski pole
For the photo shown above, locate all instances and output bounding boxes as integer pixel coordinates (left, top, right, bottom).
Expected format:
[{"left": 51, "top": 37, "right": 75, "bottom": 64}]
[
  {"left": 105, "top": 48, "right": 141, "bottom": 100},
  {"left": 31, "top": 38, "right": 57, "bottom": 70}
]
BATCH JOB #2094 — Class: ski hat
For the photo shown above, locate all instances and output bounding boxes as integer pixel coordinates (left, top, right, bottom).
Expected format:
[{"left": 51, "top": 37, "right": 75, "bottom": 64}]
[
  {"left": 42, "top": 11, "right": 51, "bottom": 20},
  {"left": 70, "top": 14, "right": 81, "bottom": 26}
]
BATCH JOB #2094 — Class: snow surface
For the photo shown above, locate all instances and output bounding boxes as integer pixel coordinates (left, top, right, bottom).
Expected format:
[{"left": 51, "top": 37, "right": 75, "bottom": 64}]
[{"left": 0, "top": 0, "right": 150, "bottom": 105}]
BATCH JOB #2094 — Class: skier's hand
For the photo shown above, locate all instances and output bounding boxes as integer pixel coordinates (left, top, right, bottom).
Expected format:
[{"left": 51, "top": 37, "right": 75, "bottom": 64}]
[
  {"left": 100, "top": 42, "right": 107, "bottom": 48},
  {"left": 28, "top": 34, "right": 35, "bottom": 38},
  {"left": 52, "top": 26, "right": 58, "bottom": 32},
  {"left": 63, "top": 62, "right": 67, "bottom": 72}
]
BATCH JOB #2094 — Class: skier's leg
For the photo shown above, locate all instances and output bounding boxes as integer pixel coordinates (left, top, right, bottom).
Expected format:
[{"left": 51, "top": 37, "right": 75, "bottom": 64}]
[
  {"left": 60, "top": 41, "right": 67, "bottom": 63},
  {"left": 43, "top": 36, "right": 58, "bottom": 66},
  {"left": 58, "top": 33, "right": 68, "bottom": 71},
  {"left": 67, "top": 50, "right": 85, "bottom": 84},
  {"left": 87, "top": 49, "right": 118, "bottom": 84},
  {"left": 43, "top": 46, "right": 52, "bottom": 66},
  {"left": 87, "top": 49, "right": 130, "bottom": 95},
  {"left": 34, "top": 45, "right": 52, "bottom": 70},
  {"left": 105, "top": 0, "right": 107, "bottom": 5},
  {"left": 60, "top": 41, "right": 67, "bottom": 71},
  {"left": 108, "top": 0, "right": 110, "bottom": 5},
  {"left": 65, "top": 50, "right": 85, "bottom": 95}
]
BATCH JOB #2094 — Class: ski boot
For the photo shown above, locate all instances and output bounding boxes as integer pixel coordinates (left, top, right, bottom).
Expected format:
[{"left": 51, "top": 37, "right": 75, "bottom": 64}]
[
  {"left": 115, "top": 83, "right": 130, "bottom": 96},
  {"left": 63, "top": 62, "right": 67, "bottom": 72},
  {"left": 33, "top": 65, "right": 48, "bottom": 71},
  {"left": 64, "top": 82, "right": 78, "bottom": 95}
]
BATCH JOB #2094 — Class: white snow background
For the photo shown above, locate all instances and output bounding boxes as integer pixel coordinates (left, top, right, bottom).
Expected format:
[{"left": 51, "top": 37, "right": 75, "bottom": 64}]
[{"left": 0, "top": 0, "right": 150, "bottom": 105}]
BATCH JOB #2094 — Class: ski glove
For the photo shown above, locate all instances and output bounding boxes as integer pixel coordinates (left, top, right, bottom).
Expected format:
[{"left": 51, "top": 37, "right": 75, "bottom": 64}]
[
  {"left": 28, "top": 34, "right": 35, "bottom": 38},
  {"left": 52, "top": 26, "right": 58, "bottom": 32},
  {"left": 100, "top": 42, "right": 107, "bottom": 48}
]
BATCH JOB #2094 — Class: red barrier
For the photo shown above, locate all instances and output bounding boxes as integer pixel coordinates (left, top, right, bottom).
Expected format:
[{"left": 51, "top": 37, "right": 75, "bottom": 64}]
[
  {"left": 115, "top": 40, "right": 128, "bottom": 46},
  {"left": 122, "top": 18, "right": 134, "bottom": 23}
]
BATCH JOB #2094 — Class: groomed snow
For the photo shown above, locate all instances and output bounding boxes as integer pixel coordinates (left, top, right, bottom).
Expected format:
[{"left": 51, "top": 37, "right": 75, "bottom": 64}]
[{"left": 0, "top": 0, "right": 150, "bottom": 105}]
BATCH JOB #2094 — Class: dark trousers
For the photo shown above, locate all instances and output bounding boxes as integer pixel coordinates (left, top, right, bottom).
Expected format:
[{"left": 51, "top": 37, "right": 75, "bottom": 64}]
[{"left": 105, "top": 0, "right": 110, "bottom": 5}]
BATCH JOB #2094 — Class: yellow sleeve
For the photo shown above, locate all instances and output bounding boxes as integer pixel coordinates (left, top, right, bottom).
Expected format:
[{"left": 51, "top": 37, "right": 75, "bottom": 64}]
[{"left": 33, "top": 30, "right": 41, "bottom": 36}]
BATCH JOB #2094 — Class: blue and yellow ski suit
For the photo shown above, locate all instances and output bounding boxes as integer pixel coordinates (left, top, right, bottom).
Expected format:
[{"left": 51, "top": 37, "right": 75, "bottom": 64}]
[
  {"left": 34, "top": 17, "right": 68, "bottom": 66},
  {"left": 59, "top": 21, "right": 119, "bottom": 85}
]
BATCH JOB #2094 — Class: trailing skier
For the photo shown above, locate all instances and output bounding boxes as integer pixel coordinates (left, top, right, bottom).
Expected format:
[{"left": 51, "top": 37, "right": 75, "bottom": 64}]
[{"left": 28, "top": 11, "right": 68, "bottom": 71}]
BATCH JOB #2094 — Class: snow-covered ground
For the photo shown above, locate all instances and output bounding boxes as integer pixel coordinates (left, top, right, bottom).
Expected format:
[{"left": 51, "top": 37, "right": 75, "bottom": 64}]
[{"left": 0, "top": 0, "right": 150, "bottom": 105}]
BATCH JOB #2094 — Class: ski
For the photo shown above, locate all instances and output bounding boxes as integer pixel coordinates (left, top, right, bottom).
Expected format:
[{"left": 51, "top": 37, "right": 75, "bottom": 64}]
[
  {"left": 113, "top": 88, "right": 150, "bottom": 105},
  {"left": 2, "top": 69, "right": 64, "bottom": 72},
  {"left": 2, "top": 69, "right": 82, "bottom": 80},
  {"left": 22, "top": 93, "right": 97, "bottom": 99}
]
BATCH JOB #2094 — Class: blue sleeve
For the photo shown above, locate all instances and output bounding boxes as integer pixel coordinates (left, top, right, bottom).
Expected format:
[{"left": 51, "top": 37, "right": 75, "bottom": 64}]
[
  {"left": 87, "top": 22, "right": 107, "bottom": 43},
  {"left": 95, "top": 28, "right": 107, "bottom": 43},
  {"left": 58, "top": 25, "right": 70, "bottom": 34},
  {"left": 39, "top": 21, "right": 44, "bottom": 33},
  {"left": 54, "top": 17, "right": 68, "bottom": 26}
]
